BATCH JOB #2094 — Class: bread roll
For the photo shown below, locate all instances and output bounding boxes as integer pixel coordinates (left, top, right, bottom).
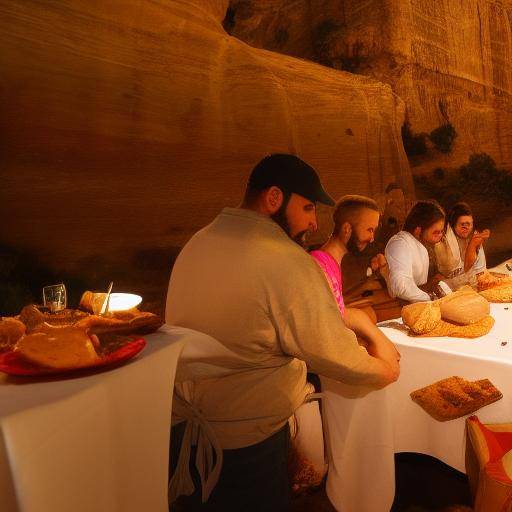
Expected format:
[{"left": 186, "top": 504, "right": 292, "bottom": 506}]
[
  {"left": 0, "top": 318, "right": 26, "bottom": 350},
  {"left": 16, "top": 325, "right": 99, "bottom": 369},
  {"left": 438, "top": 290, "right": 490, "bottom": 325},
  {"left": 19, "top": 305, "right": 45, "bottom": 331},
  {"left": 401, "top": 302, "right": 441, "bottom": 334}
]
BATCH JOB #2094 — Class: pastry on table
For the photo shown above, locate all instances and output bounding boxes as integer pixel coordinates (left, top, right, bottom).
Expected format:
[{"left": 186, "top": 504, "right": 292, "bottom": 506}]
[
  {"left": 75, "top": 311, "right": 163, "bottom": 335},
  {"left": 479, "top": 280, "right": 512, "bottom": 302},
  {"left": 15, "top": 325, "right": 99, "bottom": 369},
  {"left": 0, "top": 318, "right": 26, "bottom": 351},
  {"left": 436, "top": 286, "right": 489, "bottom": 324},
  {"left": 414, "top": 315, "right": 495, "bottom": 338},
  {"left": 19, "top": 304, "right": 89, "bottom": 329},
  {"left": 410, "top": 376, "right": 502, "bottom": 421},
  {"left": 401, "top": 302, "right": 441, "bottom": 335},
  {"left": 401, "top": 286, "right": 494, "bottom": 338}
]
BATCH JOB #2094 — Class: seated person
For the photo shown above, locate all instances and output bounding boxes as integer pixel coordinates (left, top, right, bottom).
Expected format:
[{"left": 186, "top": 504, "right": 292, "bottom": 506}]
[
  {"left": 385, "top": 200, "right": 448, "bottom": 303},
  {"left": 310, "top": 195, "right": 389, "bottom": 324},
  {"left": 434, "top": 202, "right": 489, "bottom": 289}
]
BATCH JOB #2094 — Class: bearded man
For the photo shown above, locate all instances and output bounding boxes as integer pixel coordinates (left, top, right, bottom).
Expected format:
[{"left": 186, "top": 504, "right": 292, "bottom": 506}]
[
  {"left": 311, "top": 195, "right": 391, "bottom": 323},
  {"left": 385, "top": 199, "right": 449, "bottom": 302},
  {"left": 166, "top": 154, "right": 400, "bottom": 511}
]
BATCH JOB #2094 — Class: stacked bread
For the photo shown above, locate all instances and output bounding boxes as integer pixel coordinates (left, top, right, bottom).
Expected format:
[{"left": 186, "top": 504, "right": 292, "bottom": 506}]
[{"left": 402, "top": 286, "right": 493, "bottom": 338}]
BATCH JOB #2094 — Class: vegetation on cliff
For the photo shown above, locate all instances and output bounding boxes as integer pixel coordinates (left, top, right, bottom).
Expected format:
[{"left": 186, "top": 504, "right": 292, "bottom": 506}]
[
  {"left": 414, "top": 153, "right": 512, "bottom": 215},
  {"left": 402, "top": 122, "right": 457, "bottom": 158}
]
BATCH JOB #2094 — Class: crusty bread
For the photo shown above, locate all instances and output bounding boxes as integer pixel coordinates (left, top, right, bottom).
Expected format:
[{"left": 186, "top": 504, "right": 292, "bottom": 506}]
[
  {"left": 402, "top": 302, "right": 441, "bottom": 334},
  {"left": 401, "top": 286, "right": 494, "bottom": 337},
  {"left": 437, "top": 288, "right": 490, "bottom": 325},
  {"left": 477, "top": 271, "right": 512, "bottom": 291},
  {"left": 16, "top": 325, "right": 99, "bottom": 369},
  {"left": 19, "top": 305, "right": 45, "bottom": 332},
  {"left": 479, "top": 281, "right": 512, "bottom": 302},
  {"left": 410, "top": 376, "right": 502, "bottom": 421},
  {"left": 75, "top": 311, "right": 162, "bottom": 336},
  {"left": 0, "top": 318, "right": 26, "bottom": 351}
]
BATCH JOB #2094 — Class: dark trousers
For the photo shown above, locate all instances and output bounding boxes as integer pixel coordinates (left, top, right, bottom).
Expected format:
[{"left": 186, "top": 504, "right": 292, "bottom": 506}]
[{"left": 169, "top": 423, "right": 291, "bottom": 512}]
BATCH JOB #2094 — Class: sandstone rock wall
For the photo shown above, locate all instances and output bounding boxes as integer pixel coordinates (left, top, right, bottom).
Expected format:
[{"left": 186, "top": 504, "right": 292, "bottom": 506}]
[
  {"left": 228, "top": 0, "right": 512, "bottom": 174},
  {"left": 0, "top": 0, "right": 411, "bottom": 306}
]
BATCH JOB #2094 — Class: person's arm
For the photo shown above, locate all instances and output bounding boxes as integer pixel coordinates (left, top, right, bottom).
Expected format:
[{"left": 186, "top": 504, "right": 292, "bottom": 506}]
[
  {"left": 344, "top": 307, "right": 400, "bottom": 366},
  {"left": 464, "top": 229, "right": 490, "bottom": 272},
  {"left": 276, "top": 255, "right": 400, "bottom": 389},
  {"left": 473, "top": 245, "right": 487, "bottom": 274},
  {"left": 385, "top": 239, "right": 430, "bottom": 302}
]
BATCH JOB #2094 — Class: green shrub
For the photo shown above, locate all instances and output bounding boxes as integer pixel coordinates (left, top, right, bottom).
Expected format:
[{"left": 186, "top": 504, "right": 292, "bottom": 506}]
[
  {"left": 459, "top": 153, "right": 497, "bottom": 183},
  {"left": 402, "top": 123, "right": 428, "bottom": 157},
  {"left": 414, "top": 153, "right": 512, "bottom": 208},
  {"left": 430, "top": 123, "right": 457, "bottom": 153}
]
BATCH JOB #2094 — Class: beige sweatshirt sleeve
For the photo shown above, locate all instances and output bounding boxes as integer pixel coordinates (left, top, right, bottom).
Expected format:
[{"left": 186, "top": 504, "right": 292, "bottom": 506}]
[{"left": 269, "top": 254, "right": 392, "bottom": 386}]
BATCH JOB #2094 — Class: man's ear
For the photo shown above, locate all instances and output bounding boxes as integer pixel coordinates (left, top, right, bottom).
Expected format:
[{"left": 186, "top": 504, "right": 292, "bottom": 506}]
[
  {"left": 413, "top": 226, "right": 422, "bottom": 239},
  {"left": 264, "top": 186, "right": 284, "bottom": 214},
  {"left": 341, "top": 221, "right": 352, "bottom": 243}
]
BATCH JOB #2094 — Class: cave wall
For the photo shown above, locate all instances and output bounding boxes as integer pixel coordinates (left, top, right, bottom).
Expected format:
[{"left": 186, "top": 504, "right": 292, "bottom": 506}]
[
  {"left": 0, "top": 0, "right": 412, "bottom": 311},
  {"left": 227, "top": 0, "right": 512, "bottom": 174}
]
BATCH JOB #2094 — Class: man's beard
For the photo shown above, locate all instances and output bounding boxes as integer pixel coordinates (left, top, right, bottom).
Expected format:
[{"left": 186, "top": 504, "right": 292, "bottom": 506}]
[
  {"left": 346, "top": 229, "right": 367, "bottom": 254},
  {"left": 271, "top": 206, "right": 309, "bottom": 247}
]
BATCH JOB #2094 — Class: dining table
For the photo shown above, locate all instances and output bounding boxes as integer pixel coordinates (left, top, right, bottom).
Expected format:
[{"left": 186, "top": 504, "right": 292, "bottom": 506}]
[
  {"left": 321, "top": 261, "right": 512, "bottom": 512},
  {"left": 0, "top": 324, "right": 194, "bottom": 512}
]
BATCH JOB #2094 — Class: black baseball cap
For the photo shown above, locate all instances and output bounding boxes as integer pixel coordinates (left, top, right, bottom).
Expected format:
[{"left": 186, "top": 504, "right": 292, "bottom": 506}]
[{"left": 247, "top": 154, "right": 335, "bottom": 206}]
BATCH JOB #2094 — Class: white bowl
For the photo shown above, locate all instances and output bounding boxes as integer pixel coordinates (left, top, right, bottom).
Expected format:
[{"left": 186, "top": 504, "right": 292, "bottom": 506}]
[{"left": 107, "top": 293, "right": 142, "bottom": 312}]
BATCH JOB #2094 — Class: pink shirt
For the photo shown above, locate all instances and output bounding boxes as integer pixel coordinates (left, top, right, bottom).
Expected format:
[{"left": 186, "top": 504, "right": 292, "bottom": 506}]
[{"left": 310, "top": 250, "right": 345, "bottom": 316}]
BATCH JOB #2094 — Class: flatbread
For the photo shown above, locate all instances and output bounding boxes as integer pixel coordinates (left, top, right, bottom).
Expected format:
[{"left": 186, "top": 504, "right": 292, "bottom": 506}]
[
  {"left": 16, "top": 326, "right": 99, "bottom": 369},
  {"left": 411, "top": 376, "right": 502, "bottom": 421}
]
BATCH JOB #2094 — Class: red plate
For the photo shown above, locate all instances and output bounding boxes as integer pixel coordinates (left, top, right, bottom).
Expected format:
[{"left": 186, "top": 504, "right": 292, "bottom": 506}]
[{"left": 0, "top": 338, "right": 146, "bottom": 376}]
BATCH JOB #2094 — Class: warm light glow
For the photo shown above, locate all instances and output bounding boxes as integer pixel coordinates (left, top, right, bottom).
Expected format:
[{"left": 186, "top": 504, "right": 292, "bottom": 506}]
[{"left": 107, "top": 293, "right": 142, "bottom": 312}]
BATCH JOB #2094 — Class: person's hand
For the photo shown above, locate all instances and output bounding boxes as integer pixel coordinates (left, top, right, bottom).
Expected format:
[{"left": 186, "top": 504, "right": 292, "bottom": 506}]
[
  {"left": 370, "top": 253, "right": 387, "bottom": 272},
  {"left": 419, "top": 273, "right": 444, "bottom": 295},
  {"left": 470, "top": 229, "right": 491, "bottom": 248},
  {"left": 370, "top": 253, "right": 390, "bottom": 282}
]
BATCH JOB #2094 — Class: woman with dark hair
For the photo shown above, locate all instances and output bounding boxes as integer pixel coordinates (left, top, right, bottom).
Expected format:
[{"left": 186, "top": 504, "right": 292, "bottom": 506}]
[
  {"left": 385, "top": 200, "right": 447, "bottom": 302},
  {"left": 434, "top": 202, "right": 489, "bottom": 288}
]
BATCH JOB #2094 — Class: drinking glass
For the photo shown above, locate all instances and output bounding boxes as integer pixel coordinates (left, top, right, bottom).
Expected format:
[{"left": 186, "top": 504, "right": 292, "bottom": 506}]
[{"left": 43, "top": 284, "right": 67, "bottom": 313}]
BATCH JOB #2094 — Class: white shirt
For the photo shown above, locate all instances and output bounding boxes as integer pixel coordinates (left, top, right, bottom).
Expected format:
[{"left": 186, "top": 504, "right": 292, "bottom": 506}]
[
  {"left": 435, "top": 225, "right": 486, "bottom": 288},
  {"left": 385, "top": 231, "right": 430, "bottom": 302}
]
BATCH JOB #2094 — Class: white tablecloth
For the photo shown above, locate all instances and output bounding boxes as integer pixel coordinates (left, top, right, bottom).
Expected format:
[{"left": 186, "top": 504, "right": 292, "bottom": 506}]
[
  {"left": 322, "top": 303, "right": 512, "bottom": 512},
  {"left": 0, "top": 324, "right": 192, "bottom": 512}
]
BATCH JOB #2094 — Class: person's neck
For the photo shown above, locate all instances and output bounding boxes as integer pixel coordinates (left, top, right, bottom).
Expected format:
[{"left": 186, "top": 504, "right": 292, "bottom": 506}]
[{"left": 320, "top": 236, "right": 347, "bottom": 265}]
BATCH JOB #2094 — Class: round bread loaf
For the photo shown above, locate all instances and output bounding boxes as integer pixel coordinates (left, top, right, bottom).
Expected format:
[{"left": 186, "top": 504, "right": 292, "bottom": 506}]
[
  {"left": 401, "top": 302, "right": 441, "bottom": 334},
  {"left": 439, "top": 292, "right": 490, "bottom": 324},
  {"left": 16, "top": 326, "right": 99, "bottom": 369}
]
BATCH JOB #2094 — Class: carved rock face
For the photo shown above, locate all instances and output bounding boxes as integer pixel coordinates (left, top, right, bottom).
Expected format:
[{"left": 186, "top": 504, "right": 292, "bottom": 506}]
[
  {"left": 0, "top": 0, "right": 412, "bottom": 313},
  {"left": 226, "top": 0, "right": 512, "bottom": 172}
]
